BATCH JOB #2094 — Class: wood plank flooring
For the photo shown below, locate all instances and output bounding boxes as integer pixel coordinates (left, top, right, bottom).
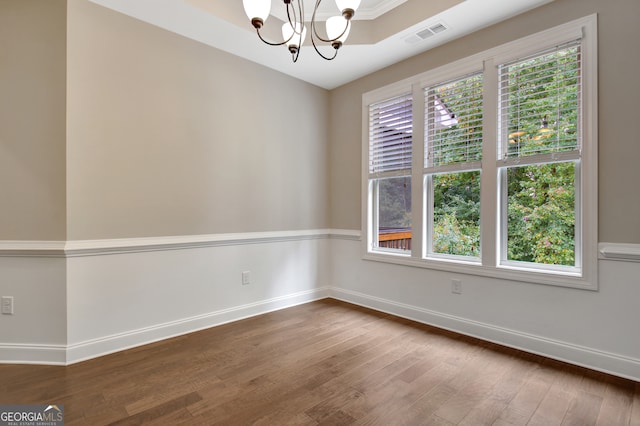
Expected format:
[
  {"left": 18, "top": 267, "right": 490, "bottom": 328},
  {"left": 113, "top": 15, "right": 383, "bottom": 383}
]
[{"left": 1, "top": 299, "right": 638, "bottom": 425}]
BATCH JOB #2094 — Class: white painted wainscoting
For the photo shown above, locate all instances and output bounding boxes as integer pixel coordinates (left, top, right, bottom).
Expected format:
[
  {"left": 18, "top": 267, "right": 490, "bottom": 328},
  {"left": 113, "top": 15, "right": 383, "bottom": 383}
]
[
  {"left": 0, "top": 231, "right": 331, "bottom": 365},
  {"left": 0, "top": 253, "right": 67, "bottom": 364},
  {"left": 330, "top": 234, "right": 640, "bottom": 382},
  {"left": 1, "top": 232, "right": 639, "bottom": 381}
]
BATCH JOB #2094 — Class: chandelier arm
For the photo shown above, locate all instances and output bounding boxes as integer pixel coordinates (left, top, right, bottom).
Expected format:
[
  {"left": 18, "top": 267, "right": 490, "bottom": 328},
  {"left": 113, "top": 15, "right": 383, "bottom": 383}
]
[
  {"left": 298, "top": 0, "right": 306, "bottom": 36},
  {"left": 286, "top": 2, "right": 297, "bottom": 32},
  {"left": 246, "top": 0, "right": 353, "bottom": 62},
  {"left": 295, "top": 0, "right": 305, "bottom": 62},
  {"left": 311, "top": 36, "right": 339, "bottom": 60},
  {"left": 284, "top": 0, "right": 303, "bottom": 62},
  {"left": 284, "top": 1, "right": 305, "bottom": 41},
  {"left": 311, "top": 0, "right": 350, "bottom": 43},
  {"left": 308, "top": 2, "right": 339, "bottom": 60},
  {"left": 311, "top": 0, "right": 321, "bottom": 27},
  {"left": 292, "top": 46, "right": 301, "bottom": 62},
  {"left": 286, "top": 0, "right": 305, "bottom": 36},
  {"left": 313, "top": 19, "right": 349, "bottom": 43},
  {"left": 310, "top": 0, "right": 327, "bottom": 42},
  {"left": 256, "top": 28, "right": 291, "bottom": 47},
  {"left": 251, "top": 0, "right": 299, "bottom": 47}
]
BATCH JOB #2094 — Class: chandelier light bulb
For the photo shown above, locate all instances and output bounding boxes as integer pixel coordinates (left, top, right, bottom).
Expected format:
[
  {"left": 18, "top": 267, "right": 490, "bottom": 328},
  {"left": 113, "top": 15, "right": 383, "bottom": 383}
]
[
  {"left": 335, "top": 0, "right": 361, "bottom": 19},
  {"left": 282, "top": 22, "right": 307, "bottom": 53},
  {"left": 326, "top": 16, "right": 350, "bottom": 48},
  {"left": 243, "top": 0, "right": 271, "bottom": 28},
  {"left": 245, "top": 0, "right": 356, "bottom": 61}
]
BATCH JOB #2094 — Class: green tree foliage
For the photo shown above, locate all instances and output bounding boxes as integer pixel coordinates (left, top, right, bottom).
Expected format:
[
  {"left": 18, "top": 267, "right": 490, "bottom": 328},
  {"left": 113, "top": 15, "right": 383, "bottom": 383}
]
[
  {"left": 501, "top": 43, "right": 579, "bottom": 265},
  {"left": 429, "top": 44, "right": 578, "bottom": 264},
  {"left": 430, "top": 74, "right": 483, "bottom": 166},
  {"left": 507, "top": 163, "right": 575, "bottom": 265},
  {"left": 429, "top": 74, "right": 483, "bottom": 257},
  {"left": 504, "top": 44, "right": 579, "bottom": 158},
  {"left": 433, "top": 172, "right": 480, "bottom": 256},
  {"left": 377, "top": 43, "right": 579, "bottom": 264}
]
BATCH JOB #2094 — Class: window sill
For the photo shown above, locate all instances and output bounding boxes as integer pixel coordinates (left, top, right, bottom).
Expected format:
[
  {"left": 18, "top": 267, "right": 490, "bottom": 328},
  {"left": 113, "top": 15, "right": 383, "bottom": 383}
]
[{"left": 363, "top": 251, "right": 597, "bottom": 291}]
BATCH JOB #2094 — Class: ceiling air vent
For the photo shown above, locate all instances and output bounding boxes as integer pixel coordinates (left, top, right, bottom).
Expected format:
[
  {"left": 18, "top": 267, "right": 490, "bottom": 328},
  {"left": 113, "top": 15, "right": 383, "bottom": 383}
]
[
  {"left": 429, "top": 23, "right": 447, "bottom": 34},
  {"left": 416, "top": 28, "right": 434, "bottom": 40},
  {"left": 405, "top": 22, "right": 448, "bottom": 44}
]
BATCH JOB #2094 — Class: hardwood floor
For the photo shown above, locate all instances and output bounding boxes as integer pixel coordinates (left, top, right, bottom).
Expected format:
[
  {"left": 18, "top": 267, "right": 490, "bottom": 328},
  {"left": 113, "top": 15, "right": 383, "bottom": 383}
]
[{"left": 1, "top": 299, "right": 638, "bottom": 425}]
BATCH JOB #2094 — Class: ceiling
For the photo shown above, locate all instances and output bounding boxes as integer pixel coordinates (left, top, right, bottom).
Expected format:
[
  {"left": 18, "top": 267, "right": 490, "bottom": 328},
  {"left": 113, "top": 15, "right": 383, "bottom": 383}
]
[
  {"left": 87, "top": 0, "right": 555, "bottom": 90},
  {"left": 268, "top": 0, "right": 412, "bottom": 21}
]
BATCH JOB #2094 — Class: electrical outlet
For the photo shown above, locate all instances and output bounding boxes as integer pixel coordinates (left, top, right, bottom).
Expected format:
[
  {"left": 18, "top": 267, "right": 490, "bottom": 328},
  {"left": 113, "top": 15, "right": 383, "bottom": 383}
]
[
  {"left": 242, "top": 271, "right": 251, "bottom": 285},
  {"left": 1, "top": 296, "right": 14, "bottom": 315},
  {"left": 451, "top": 279, "right": 462, "bottom": 295}
]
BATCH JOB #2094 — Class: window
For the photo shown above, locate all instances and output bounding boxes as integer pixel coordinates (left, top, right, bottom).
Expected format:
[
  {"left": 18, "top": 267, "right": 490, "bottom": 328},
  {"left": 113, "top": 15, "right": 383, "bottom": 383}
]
[
  {"left": 363, "top": 16, "right": 598, "bottom": 289},
  {"left": 498, "top": 41, "right": 582, "bottom": 270},
  {"left": 367, "top": 93, "right": 413, "bottom": 254},
  {"left": 425, "top": 73, "right": 483, "bottom": 260}
]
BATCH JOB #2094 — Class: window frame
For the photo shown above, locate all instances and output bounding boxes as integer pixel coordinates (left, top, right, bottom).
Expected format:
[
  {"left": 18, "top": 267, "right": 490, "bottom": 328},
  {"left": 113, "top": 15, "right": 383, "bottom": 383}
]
[
  {"left": 362, "top": 15, "right": 598, "bottom": 290},
  {"left": 423, "top": 71, "right": 484, "bottom": 262},
  {"left": 425, "top": 169, "right": 482, "bottom": 262},
  {"left": 366, "top": 91, "right": 414, "bottom": 256}
]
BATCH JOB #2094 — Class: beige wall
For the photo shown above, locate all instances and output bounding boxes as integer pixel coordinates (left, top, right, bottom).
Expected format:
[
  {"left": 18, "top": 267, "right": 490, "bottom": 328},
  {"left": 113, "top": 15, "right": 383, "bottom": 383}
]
[
  {"left": 3, "top": 0, "right": 638, "bottom": 244},
  {"left": 0, "top": 0, "right": 67, "bottom": 240},
  {"left": 329, "top": 0, "right": 640, "bottom": 244},
  {"left": 66, "top": 0, "right": 329, "bottom": 240}
]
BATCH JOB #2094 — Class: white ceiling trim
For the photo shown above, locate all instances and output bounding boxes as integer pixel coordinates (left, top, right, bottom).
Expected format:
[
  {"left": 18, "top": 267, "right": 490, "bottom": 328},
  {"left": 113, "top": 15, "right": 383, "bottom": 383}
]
[
  {"left": 270, "top": 0, "right": 409, "bottom": 22},
  {"left": 356, "top": 0, "right": 409, "bottom": 20},
  {"left": 88, "top": 0, "right": 555, "bottom": 90}
]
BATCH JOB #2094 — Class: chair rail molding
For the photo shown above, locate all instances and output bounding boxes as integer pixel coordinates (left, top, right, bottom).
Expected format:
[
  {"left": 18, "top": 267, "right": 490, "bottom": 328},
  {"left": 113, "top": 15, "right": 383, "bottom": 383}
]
[
  {"left": 0, "top": 229, "right": 346, "bottom": 258},
  {"left": 598, "top": 242, "right": 640, "bottom": 262}
]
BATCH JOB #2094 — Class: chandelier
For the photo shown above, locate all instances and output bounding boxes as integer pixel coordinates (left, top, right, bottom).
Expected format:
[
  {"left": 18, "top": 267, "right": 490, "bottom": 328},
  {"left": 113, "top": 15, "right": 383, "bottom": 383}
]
[{"left": 242, "top": 0, "right": 362, "bottom": 62}]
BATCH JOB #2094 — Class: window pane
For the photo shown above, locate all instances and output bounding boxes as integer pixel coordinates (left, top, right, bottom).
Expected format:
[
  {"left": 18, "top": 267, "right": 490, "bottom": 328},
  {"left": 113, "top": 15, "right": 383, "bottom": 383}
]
[
  {"left": 426, "top": 73, "right": 483, "bottom": 167},
  {"left": 500, "top": 41, "right": 581, "bottom": 159},
  {"left": 432, "top": 171, "right": 480, "bottom": 257},
  {"left": 378, "top": 177, "right": 412, "bottom": 251},
  {"left": 506, "top": 162, "right": 575, "bottom": 266},
  {"left": 369, "top": 94, "right": 413, "bottom": 175}
]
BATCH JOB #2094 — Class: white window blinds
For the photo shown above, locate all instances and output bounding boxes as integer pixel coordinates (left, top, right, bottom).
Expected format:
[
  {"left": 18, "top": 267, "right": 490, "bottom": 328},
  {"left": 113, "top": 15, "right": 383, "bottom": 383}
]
[
  {"left": 425, "top": 73, "right": 483, "bottom": 168},
  {"left": 499, "top": 40, "right": 582, "bottom": 160},
  {"left": 368, "top": 93, "right": 413, "bottom": 176}
]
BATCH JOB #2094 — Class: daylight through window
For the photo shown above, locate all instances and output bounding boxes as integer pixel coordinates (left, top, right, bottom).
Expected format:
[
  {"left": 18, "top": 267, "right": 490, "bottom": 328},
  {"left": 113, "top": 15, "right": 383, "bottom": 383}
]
[{"left": 363, "top": 16, "right": 597, "bottom": 289}]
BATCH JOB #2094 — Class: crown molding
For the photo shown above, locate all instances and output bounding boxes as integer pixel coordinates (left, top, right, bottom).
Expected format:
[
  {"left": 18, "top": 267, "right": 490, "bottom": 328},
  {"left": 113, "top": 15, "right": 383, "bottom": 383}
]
[{"left": 270, "top": 0, "right": 409, "bottom": 22}]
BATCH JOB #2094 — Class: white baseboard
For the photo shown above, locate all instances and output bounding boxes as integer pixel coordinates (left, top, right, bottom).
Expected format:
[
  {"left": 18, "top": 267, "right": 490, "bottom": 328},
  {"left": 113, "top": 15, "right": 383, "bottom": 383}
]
[
  {"left": 3, "top": 287, "right": 639, "bottom": 382},
  {"left": 330, "top": 287, "right": 640, "bottom": 382},
  {"left": 65, "top": 287, "right": 330, "bottom": 365},
  {"left": 0, "top": 343, "right": 67, "bottom": 365},
  {"left": 0, "top": 288, "right": 329, "bottom": 365}
]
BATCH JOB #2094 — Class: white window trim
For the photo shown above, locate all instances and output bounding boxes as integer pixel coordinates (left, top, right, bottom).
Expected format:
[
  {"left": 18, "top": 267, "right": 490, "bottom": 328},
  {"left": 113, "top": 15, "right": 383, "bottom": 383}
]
[{"left": 362, "top": 15, "right": 598, "bottom": 290}]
